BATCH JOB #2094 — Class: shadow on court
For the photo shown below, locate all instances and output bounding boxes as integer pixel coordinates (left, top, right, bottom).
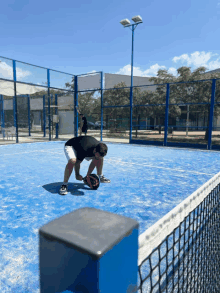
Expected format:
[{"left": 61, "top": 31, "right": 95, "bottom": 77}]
[{"left": 42, "top": 182, "right": 91, "bottom": 196}]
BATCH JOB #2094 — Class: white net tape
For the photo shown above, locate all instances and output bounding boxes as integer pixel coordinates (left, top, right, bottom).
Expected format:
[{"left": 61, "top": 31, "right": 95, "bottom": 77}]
[{"left": 138, "top": 171, "right": 220, "bottom": 266}]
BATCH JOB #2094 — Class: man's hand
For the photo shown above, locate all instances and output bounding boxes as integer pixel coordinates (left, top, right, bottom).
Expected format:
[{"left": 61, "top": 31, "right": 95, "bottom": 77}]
[
  {"left": 84, "top": 175, "right": 99, "bottom": 189},
  {"left": 85, "top": 175, "right": 93, "bottom": 189},
  {"left": 76, "top": 175, "right": 83, "bottom": 181}
]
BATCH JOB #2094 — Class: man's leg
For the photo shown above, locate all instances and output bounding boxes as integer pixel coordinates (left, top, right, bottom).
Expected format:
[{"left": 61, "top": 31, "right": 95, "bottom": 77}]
[
  {"left": 96, "top": 157, "right": 103, "bottom": 176},
  {"left": 64, "top": 159, "right": 76, "bottom": 183},
  {"left": 74, "top": 160, "right": 83, "bottom": 180},
  {"left": 60, "top": 159, "right": 76, "bottom": 195}
]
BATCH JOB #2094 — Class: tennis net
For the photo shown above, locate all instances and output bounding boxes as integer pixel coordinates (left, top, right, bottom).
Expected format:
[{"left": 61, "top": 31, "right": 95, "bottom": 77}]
[{"left": 138, "top": 172, "right": 220, "bottom": 292}]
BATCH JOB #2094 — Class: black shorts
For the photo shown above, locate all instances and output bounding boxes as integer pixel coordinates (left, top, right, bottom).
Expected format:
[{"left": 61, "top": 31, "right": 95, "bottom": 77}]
[{"left": 82, "top": 127, "right": 88, "bottom": 133}]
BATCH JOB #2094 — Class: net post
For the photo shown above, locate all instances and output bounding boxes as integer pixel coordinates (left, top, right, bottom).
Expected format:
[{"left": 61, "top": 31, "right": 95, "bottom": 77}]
[
  {"left": 164, "top": 83, "right": 170, "bottom": 146},
  {"left": 208, "top": 79, "right": 216, "bottom": 150},
  {"left": 74, "top": 75, "right": 78, "bottom": 137},
  {"left": 39, "top": 207, "right": 139, "bottom": 293}
]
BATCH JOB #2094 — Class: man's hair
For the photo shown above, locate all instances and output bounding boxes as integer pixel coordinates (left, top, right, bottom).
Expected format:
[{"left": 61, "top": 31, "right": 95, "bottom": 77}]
[{"left": 95, "top": 143, "right": 108, "bottom": 157}]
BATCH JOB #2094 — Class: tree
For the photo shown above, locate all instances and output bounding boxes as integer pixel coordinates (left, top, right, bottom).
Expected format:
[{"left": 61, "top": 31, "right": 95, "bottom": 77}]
[
  {"left": 149, "top": 66, "right": 220, "bottom": 141},
  {"left": 102, "top": 82, "right": 130, "bottom": 130},
  {"left": 149, "top": 69, "right": 181, "bottom": 127},
  {"left": 63, "top": 68, "right": 220, "bottom": 140},
  {"left": 65, "top": 79, "right": 97, "bottom": 118}
]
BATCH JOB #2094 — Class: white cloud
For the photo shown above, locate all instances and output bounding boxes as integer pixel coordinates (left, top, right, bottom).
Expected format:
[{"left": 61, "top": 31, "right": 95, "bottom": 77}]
[
  {"left": 116, "top": 63, "right": 167, "bottom": 77},
  {"left": 0, "top": 81, "right": 43, "bottom": 96},
  {"left": 0, "top": 62, "right": 42, "bottom": 95},
  {"left": 0, "top": 61, "right": 31, "bottom": 80},
  {"left": 116, "top": 51, "right": 220, "bottom": 78},
  {"left": 206, "top": 59, "right": 220, "bottom": 70},
  {"left": 142, "top": 64, "right": 166, "bottom": 77},
  {"left": 16, "top": 67, "right": 31, "bottom": 79},
  {"left": 172, "top": 51, "right": 220, "bottom": 70},
  {"left": 168, "top": 67, "right": 178, "bottom": 76},
  {"left": 116, "top": 64, "right": 143, "bottom": 76},
  {"left": 0, "top": 62, "right": 13, "bottom": 79}
]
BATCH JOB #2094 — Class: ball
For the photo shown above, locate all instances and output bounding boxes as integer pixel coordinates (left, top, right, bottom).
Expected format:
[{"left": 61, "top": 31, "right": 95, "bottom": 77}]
[{"left": 83, "top": 174, "right": 100, "bottom": 190}]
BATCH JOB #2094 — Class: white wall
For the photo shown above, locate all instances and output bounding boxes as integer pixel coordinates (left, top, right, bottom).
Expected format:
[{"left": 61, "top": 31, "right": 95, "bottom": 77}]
[{"left": 58, "top": 111, "right": 74, "bottom": 135}]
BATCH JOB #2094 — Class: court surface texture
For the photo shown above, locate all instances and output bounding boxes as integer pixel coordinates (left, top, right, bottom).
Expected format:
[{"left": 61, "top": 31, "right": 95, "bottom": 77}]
[{"left": 1, "top": 141, "right": 220, "bottom": 292}]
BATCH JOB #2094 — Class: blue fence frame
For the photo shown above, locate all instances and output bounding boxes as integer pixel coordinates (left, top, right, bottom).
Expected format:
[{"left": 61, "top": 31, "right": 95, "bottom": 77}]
[
  {"left": 128, "top": 78, "right": 218, "bottom": 151},
  {"left": 0, "top": 56, "right": 220, "bottom": 151}
]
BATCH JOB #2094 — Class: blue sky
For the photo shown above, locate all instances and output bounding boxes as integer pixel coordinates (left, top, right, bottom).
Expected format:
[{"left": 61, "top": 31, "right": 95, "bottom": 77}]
[{"left": 1, "top": 0, "right": 220, "bottom": 80}]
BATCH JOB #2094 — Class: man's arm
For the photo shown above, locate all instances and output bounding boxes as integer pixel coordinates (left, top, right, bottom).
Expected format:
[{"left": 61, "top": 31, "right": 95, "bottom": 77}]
[
  {"left": 87, "top": 159, "right": 96, "bottom": 176},
  {"left": 85, "top": 159, "right": 96, "bottom": 188}
]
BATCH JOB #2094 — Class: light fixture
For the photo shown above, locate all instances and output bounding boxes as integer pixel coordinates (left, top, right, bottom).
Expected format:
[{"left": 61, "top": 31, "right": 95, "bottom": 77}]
[
  {"left": 120, "top": 19, "right": 131, "bottom": 27},
  {"left": 131, "top": 15, "right": 142, "bottom": 23}
]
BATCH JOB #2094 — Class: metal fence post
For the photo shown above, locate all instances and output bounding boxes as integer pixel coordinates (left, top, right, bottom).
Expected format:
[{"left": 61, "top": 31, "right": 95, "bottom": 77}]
[
  {"left": 74, "top": 75, "right": 78, "bottom": 137},
  {"left": 43, "top": 95, "right": 46, "bottom": 137},
  {"left": 55, "top": 94, "right": 58, "bottom": 139},
  {"left": 27, "top": 95, "right": 31, "bottom": 136},
  {"left": 0, "top": 95, "right": 5, "bottom": 138},
  {"left": 164, "top": 83, "right": 170, "bottom": 146},
  {"left": 47, "top": 69, "right": 51, "bottom": 141},
  {"left": 13, "top": 60, "right": 18, "bottom": 143},
  {"left": 208, "top": 79, "right": 216, "bottom": 150},
  {"left": 100, "top": 72, "right": 103, "bottom": 141},
  {"left": 13, "top": 97, "right": 16, "bottom": 127},
  {"left": 48, "top": 95, "right": 51, "bottom": 141}
]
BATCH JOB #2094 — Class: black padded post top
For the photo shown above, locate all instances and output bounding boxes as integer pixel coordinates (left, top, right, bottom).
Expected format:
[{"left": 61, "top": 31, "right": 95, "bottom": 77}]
[{"left": 39, "top": 207, "right": 139, "bottom": 259}]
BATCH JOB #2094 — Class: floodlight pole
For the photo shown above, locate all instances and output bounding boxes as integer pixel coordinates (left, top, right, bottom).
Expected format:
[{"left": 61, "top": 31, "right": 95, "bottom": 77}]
[
  {"left": 122, "top": 21, "right": 142, "bottom": 142},
  {"left": 130, "top": 24, "right": 134, "bottom": 143}
]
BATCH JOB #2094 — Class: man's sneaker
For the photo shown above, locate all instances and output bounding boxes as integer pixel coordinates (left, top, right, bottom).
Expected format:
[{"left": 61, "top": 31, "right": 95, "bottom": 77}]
[
  {"left": 59, "top": 184, "right": 68, "bottom": 195},
  {"left": 99, "top": 175, "right": 110, "bottom": 183}
]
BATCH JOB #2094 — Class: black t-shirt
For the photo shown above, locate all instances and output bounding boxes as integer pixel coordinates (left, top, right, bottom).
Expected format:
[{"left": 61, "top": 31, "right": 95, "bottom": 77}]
[{"left": 65, "top": 136, "right": 100, "bottom": 161}]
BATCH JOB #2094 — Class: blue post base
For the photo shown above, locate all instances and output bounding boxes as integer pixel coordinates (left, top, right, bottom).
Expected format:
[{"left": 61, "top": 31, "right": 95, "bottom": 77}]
[{"left": 39, "top": 207, "right": 139, "bottom": 293}]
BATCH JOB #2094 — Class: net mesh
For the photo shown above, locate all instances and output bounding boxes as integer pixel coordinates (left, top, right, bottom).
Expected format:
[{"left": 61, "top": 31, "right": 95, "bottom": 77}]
[{"left": 138, "top": 172, "right": 220, "bottom": 292}]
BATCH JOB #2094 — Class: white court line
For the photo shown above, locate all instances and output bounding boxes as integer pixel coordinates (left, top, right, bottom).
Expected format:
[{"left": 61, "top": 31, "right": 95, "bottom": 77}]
[
  {"left": 1, "top": 150, "right": 216, "bottom": 176},
  {"left": 1, "top": 149, "right": 64, "bottom": 156},
  {"left": 107, "top": 158, "right": 215, "bottom": 176},
  {"left": 141, "top": 163, "right": 214, "bottom": 176}
]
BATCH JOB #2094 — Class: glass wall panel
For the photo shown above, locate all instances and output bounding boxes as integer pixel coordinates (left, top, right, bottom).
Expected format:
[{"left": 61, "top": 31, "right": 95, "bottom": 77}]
[
  {"left": 103, "top": 87, "right": 130, "bottom": 107},
  {"left": 0, "top": 79, "right": 15, "bottom": 143},
  {"left": 212, "top": 80, "right": 220, "bottom": 147},
  {"left": 168, "top": 80, "right": 212, "bottom": 146},
  {"left": 50, "top": 70, "right": 74, "bottom": 91},
  {"left": 77, "top": 73, "right": 101, "bottom": 91},
  {"left": 103, "top": 106, "right": 130, "bottom": 141},
  {"left": 0, "top": 57, "right": 13, "bottom": 80},
  {"left": 133, "top": 84, "right": 162, "bottom": 105},
  {"left": 16, "top": 61, "right": 47, "bottom": 86},
  {"left": 132, "top": 105, "right": 166, "bottom": 142},
  {"left": 76, "top": 90, "right": 101, "bottom": 139}
]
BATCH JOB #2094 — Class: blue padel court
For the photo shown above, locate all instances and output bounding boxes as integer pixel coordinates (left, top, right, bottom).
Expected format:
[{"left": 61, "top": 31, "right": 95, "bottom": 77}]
[{"left": 1, "top": 141, "right": 220, "bottom": 292}]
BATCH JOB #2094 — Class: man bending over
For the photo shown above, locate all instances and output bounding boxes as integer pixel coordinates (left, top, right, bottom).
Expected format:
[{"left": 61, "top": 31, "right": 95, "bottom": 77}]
[{"left": 59, "top": 136, "right": 110, "bottom": 195}]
